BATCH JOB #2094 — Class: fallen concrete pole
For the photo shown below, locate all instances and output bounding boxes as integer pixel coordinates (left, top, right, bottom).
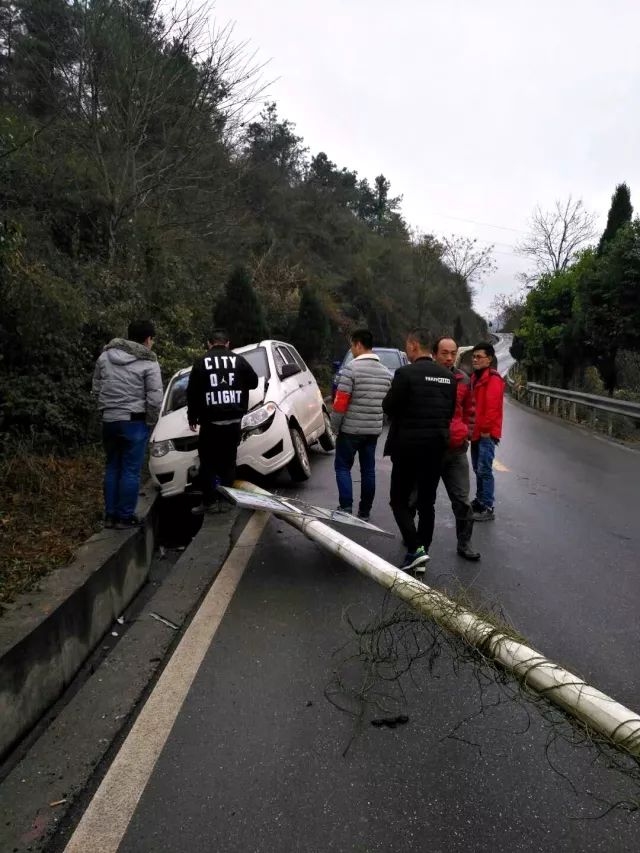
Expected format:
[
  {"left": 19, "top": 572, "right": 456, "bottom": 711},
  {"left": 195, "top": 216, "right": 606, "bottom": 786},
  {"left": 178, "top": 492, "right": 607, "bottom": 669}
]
[{"left": 236, "top": 480, "right": 640, "bottom": 758}]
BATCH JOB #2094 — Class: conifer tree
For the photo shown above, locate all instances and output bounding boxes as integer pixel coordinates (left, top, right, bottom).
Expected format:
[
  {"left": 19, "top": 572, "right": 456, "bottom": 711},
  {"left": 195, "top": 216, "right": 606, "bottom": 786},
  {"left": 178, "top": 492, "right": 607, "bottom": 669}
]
[
  {"left": 214, "top": 266, "right": 269, "bottom": 347},
  {"left": 453, "top": 315, "right": 465, "bottom": 344},
  {"left": 293, "top": 286, "right": 330, "bottom": 363},
  {"left": 597, "top": 183, "right": 633, "bottom": 255}
]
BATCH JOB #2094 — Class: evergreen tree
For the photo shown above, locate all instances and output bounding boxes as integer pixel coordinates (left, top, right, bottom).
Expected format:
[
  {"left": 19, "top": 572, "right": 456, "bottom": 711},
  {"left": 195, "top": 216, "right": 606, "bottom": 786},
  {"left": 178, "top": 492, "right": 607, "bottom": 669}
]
[
  {"left": 214, "top": 266, "right": 269, "bottom": 347},
  {"left": 293, "top": 286, "right": 330, "bottom": 364},
  {"left": 581, "top": 221, "right": 640, "bottom": 393},
  {"left": 509, "top": 336, "right": 526, "bottom": 362},
  {"left": 597, "top": 183, "right": 633, "bottom": 255}
]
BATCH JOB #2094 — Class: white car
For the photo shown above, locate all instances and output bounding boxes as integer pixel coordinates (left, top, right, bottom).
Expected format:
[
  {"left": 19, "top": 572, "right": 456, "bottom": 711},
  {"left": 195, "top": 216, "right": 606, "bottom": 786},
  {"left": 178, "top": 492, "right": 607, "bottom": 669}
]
[{"left": 149, "top": 340, "right": 336, "bottom": 497}]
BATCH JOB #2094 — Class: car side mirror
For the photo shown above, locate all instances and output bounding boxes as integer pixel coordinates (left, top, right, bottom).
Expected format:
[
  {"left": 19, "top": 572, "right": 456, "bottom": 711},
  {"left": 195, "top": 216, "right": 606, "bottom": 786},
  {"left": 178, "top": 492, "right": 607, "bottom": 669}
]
[{"left": 280, "top": 363, "right": 300, "bottom": 380}]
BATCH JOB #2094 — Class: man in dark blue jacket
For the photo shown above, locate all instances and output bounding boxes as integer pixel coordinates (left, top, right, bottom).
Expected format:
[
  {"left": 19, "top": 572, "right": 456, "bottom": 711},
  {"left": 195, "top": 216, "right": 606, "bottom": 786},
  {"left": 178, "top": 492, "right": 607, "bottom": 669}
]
[
  {"left": 383, "top": 328, "right": 456, "bottom": 573},
  {"left": 187, "top": 329, "right": 258, "bottom": 514}
]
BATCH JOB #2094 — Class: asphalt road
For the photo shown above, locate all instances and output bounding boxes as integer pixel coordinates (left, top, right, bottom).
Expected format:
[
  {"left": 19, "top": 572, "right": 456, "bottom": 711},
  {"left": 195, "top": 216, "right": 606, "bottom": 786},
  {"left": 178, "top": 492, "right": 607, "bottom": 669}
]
[{"left": 69, "top": 364, "right": 640, "bottom": 852}]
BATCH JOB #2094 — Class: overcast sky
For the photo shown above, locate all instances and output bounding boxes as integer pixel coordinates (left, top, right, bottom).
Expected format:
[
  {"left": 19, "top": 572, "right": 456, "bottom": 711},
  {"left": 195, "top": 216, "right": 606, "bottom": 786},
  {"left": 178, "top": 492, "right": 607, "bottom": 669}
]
[{"left": 210, "top": 0, "right": 640, "bottom": 316}]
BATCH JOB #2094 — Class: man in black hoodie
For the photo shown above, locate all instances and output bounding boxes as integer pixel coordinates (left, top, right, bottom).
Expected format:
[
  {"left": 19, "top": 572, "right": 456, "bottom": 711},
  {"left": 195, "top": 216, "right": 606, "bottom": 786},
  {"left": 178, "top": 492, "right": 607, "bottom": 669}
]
[
  {"left": 383, "top": 328, "right": 456, "bottom": 573},
  {"left": 187, "top": 329, "right": 259, "bottom": 514}
]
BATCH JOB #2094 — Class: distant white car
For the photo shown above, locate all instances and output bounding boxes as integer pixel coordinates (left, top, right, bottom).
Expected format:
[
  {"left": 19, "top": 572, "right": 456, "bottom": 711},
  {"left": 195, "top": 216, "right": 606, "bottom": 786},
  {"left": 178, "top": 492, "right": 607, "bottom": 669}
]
[{"left": 149, "top": 340, "right": 336, "bottom": 497}]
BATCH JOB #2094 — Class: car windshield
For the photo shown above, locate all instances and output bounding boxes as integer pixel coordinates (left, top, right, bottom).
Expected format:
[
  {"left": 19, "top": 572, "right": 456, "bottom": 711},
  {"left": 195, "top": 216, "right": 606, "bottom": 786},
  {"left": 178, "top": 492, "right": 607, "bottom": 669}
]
[
  {"left": 342, "top": 349, "right": 402, "bottom": 371},
  {"left": 239, "top": 346, "right": 270, "bottom": 379},
  {"left": 165, "top": 374, "right": 190, "bottom": 414}
]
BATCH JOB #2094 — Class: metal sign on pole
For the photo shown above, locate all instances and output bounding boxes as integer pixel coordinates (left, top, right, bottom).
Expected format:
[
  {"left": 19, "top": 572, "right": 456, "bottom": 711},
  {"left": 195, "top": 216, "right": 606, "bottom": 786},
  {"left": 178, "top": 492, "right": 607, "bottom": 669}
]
[{"left": 219, "top": 486, "right": 394, "bottom": 538}]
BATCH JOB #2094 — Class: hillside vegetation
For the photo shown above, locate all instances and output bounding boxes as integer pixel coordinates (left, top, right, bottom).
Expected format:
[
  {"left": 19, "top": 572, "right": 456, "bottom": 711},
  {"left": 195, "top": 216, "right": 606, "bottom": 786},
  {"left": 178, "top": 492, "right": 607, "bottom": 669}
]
[{"left": 0, "top": 0, "right": 486, "bottom": 452}]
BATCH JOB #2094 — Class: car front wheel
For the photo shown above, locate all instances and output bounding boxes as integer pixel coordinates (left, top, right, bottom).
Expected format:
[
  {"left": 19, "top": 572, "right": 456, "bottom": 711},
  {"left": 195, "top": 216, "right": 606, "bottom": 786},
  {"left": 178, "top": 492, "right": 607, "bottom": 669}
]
[
  {"left": 318, "top": 410, "right": 336, "bottom": 451},
  {"left": 287, "top": 425, "right": 311, "bottom": 481}
]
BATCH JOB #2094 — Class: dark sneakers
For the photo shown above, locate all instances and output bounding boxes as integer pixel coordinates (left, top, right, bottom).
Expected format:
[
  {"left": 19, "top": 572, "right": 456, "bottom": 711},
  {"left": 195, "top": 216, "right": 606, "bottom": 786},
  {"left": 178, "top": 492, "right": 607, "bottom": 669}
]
[
  {"left": 104, "top": 515, "right": 116, "bottom": 529},
  {"left": 357, "top": 511, "right": 371, "bottom": 522},
  {"left": 114, "top": 516, "right": 143, "bottom": 530},
  {"left": 473, "top": 507, "right": 495, "bottom": 522},
  {"left": 192, "top": 501, "right": 232, "bottom": 516},
  {"left": 400, "top": 546, "right": 429, "bottom": 574}
]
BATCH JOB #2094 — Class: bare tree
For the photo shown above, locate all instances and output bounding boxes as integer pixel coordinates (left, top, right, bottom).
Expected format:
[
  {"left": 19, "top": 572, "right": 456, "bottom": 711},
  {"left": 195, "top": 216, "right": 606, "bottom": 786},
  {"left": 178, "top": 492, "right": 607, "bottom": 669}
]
[
  {"left": 516, "top": 197, "right": 597, "bottom": 285},
  {"left": 28, "top": 1, "right": 268, "bottom": 262},
  {"left": 490, "top": 290, "right": 527, "bottom": 333},
  {"left": 440, "top": 235, "right": 496, "bottom": 285}
]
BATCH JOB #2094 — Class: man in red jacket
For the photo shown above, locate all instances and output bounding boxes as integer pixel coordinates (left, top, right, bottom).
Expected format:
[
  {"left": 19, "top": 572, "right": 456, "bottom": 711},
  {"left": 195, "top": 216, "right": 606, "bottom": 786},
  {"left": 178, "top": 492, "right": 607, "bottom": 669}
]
[
  {"left": 470, "top": 342, "right": 505, "bottom": 522},
  {"left": 434, "top": 337, "right": 481, "bottom": 561}
]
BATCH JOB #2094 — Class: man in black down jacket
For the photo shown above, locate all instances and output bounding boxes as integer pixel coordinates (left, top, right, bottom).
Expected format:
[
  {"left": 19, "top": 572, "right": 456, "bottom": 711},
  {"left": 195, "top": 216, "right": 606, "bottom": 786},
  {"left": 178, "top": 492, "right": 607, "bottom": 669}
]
[
  {"left": 383, "top": 328, "right": 456, "bottom": 573},
  {"left": 187, "top": 328, "right": 259, "bottom": 514}
]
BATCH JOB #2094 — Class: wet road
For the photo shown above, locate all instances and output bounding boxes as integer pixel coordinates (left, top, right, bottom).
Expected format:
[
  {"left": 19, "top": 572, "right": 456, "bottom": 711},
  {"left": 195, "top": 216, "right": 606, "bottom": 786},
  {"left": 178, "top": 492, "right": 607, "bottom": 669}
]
[{"left": 63, "top": 361, "right": 640, "bottom": 852}]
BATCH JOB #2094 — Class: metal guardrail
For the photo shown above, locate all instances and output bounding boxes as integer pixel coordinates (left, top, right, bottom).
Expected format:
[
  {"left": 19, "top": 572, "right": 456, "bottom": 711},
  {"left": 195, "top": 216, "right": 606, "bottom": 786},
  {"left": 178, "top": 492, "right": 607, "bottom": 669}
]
[{"left": 506, "top": 366, "right": 640, "bottom": 424}]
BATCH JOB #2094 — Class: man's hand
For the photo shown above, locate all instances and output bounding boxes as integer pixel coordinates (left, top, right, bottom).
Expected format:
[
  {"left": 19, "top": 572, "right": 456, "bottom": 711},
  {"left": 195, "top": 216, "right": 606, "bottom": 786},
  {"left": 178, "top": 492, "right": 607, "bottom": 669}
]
[{"left": 481, "top": 432, "right": 491, "bottom": 438}]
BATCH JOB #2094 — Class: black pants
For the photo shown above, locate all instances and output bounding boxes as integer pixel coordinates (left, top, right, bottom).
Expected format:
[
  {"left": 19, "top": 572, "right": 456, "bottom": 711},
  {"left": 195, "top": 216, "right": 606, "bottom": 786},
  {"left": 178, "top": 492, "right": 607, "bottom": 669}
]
[
  {"left": 197, "top": 421, "right": 242, "bottom": 505},
  {"left": 441, "top": 446, "right": 474, "bottom": 546},
  {"left": 390, "top": 439, "right": 447, "bottom": 553}
]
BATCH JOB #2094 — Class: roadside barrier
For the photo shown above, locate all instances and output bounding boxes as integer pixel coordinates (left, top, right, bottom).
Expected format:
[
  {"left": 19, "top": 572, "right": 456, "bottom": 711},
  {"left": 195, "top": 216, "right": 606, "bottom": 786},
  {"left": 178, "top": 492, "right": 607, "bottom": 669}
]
[
  {"left": 506, "top": 365, "right": 640, "bottom": 432},
  {"left": 236, "top": 480, "right": 640, "bottom": 758}
]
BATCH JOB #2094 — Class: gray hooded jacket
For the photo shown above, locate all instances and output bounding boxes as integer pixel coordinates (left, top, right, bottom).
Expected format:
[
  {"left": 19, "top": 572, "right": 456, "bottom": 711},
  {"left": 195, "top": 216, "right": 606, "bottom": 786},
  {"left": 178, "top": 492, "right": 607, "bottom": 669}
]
[{"left": 92, "top": 338, "right": 164, "bottom": 425}]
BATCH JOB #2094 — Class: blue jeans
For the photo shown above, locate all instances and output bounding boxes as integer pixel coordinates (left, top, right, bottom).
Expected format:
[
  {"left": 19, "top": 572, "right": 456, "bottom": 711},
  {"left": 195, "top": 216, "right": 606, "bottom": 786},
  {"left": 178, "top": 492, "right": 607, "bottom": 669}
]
[
  {"left": 102, "top": 420, "right": 150, "bottom": 520},
  {"left": 334, "top": 433, "right": 378, "bottom": 513},
  {"left": 471, "top": 437, "right": 496, "bottom": 509}
]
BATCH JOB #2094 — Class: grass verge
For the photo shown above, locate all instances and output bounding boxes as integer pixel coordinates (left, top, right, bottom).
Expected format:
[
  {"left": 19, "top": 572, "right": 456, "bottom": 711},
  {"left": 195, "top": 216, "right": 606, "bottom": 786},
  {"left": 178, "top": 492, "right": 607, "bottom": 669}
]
[{"left": 0, "top": 444, "right": 103, "bottom": 608}]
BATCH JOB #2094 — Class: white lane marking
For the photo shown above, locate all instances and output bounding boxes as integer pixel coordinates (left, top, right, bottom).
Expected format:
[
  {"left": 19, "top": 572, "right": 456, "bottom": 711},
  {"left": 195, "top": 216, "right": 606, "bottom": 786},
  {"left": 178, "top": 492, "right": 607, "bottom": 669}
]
[
  {"left": 494, "top": 459, "right": 510, "bottom": 472},
  {"left": 64, "top": 511, "right": 270, "bottom": 853}
]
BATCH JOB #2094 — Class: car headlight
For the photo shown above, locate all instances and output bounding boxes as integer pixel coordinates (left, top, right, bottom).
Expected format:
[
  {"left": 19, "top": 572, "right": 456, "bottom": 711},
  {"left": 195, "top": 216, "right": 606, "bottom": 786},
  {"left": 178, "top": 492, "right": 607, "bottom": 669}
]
[
  {"left": 241, "top": 402, "right": 277, "bottom": 431},
  {"left": 150, "top": 439, "right": 175, "bottom": 457}
]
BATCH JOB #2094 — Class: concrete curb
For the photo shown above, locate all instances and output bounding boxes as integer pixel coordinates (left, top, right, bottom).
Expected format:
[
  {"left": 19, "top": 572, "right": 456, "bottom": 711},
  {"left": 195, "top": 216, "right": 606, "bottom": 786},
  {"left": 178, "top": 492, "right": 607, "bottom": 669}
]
[
  {"left": 0, "top": 487, "right": 157, "bottom": 761},
  {"left": 0, "top": 510, "right": 245, "bottom": 853}
]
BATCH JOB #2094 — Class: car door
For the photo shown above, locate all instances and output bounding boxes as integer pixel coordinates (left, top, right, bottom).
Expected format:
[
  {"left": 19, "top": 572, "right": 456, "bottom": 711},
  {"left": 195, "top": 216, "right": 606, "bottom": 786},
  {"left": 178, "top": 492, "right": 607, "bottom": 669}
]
[
  {"left": 286, "top": 344, "right": 324, "bottom": 438},
  {"left": 271, "top": 343, "right": 309, "bottom": 432}
]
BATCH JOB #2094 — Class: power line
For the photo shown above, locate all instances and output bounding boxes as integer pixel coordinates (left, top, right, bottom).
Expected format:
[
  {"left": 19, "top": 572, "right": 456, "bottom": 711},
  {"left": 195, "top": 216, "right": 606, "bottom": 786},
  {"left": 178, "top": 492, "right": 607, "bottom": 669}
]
[{"left": 429, "top": 213, "right": 526, "bottom": 234}]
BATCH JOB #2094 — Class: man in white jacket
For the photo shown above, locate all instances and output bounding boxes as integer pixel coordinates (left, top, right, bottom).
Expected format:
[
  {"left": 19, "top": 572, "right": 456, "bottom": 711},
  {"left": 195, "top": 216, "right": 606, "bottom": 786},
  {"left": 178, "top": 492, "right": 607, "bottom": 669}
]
[
  {"left": 331, "top": 329, "right": 392, "bottom": 520},
  {"left": 92, "top": 320, "right": 163, "bottom": 529}
]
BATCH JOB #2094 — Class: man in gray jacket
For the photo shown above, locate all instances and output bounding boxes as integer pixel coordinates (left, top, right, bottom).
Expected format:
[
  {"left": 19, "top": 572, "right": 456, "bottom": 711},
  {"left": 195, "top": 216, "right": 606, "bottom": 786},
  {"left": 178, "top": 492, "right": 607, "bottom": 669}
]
[
  {"left": 331, "top": 329, "right": 392, "bottom": 520},
  {"left": 93, "top": 320, "right": 163, "bottom": 529}
]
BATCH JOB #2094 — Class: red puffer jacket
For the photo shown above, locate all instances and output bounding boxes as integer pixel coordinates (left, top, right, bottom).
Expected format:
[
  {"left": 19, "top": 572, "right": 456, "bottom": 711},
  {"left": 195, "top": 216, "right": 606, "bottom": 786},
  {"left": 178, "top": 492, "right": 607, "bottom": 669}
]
[
  {"left": 449, "top": 369, "right": 475, "bottom": 449},
  {"left": 470, "top": 368, "right": 505, "bottom": 441}
]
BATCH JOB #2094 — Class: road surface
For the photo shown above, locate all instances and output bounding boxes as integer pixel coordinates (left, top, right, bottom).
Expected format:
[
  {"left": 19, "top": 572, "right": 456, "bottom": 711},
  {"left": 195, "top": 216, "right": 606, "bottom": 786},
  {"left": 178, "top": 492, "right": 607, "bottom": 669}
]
[{"left": 59, "top": 352, "right": 640, "bottom": 853}]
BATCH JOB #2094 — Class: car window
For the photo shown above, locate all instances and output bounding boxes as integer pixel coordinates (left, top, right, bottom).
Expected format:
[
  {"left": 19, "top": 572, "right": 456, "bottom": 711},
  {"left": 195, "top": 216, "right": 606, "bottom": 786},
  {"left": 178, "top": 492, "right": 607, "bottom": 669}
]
[
  {"left": 341, "top": 349, "right": 402, "bottom": 371},
  {"left": 377, "top": 350, "right": 402, "bottom": 370},
  {"left": 237, "top": 346, "right": 270, "bottom": 379},
  {"left": 274, "top": 345, "right": 301, "bottom": 376},
  {"left": 164, "top": 373, "right": 190, "bottom": 414},
  {"left": 272, "top": 345, "right": 286, "bottom": 374},
  {"left": 287, "top": 345, "right": 308, "bottom": 372}
]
